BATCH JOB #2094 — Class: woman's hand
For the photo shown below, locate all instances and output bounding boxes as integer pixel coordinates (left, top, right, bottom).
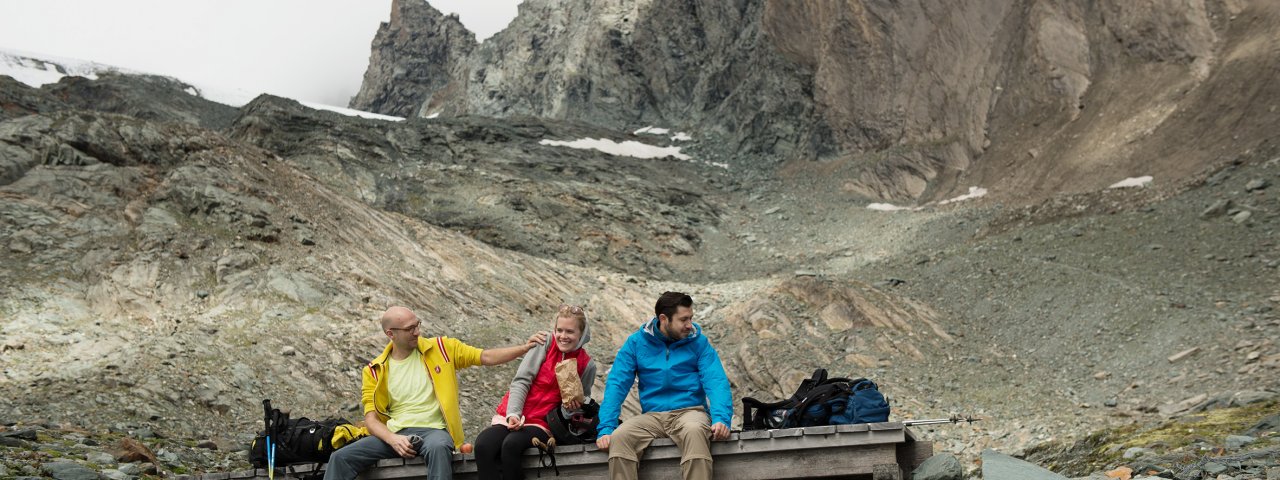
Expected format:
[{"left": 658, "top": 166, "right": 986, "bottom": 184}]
[
  {"left": 505, "top": 415, "right": 524, "bottom": 430},
  {"left": 563, "top": 398, "right": 582, "bottom": 411}
]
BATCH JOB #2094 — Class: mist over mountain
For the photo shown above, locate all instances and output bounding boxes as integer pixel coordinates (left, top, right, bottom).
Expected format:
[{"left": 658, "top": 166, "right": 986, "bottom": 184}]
[{"left": 1, "top": 1, "right": 1279, "bottom": 478}]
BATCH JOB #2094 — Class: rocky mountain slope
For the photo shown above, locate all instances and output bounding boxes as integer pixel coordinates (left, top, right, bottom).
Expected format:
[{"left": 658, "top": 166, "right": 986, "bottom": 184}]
[
  {"left": 0, "top": 1, "right": 1278, "bottom": 478},
  {"left": 353, "top": 0, "right": 1279, "bottom": 207}
]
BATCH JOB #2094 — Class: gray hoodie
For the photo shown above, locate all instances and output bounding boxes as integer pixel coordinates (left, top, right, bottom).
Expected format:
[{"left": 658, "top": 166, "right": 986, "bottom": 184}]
[{"left": 504, "top": 315, "right": 596, "bottom": 419}]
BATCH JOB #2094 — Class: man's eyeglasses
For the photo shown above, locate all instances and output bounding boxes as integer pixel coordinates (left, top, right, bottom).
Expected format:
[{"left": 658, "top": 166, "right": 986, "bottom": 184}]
[{"left": 388, "top": 321, "right": 421, "bottom": 333}]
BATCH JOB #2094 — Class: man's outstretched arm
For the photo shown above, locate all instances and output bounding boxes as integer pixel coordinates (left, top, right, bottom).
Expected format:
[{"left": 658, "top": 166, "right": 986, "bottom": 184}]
[{"left": 480, "top": 331, "right": 547, "bottom": 366}]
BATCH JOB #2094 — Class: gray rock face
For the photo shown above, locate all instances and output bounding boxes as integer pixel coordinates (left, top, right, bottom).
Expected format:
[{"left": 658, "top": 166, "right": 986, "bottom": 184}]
[
  {"left": 981, "top": 449, "right": 1068, "bottom": 480},
  {"left": 911, "top": 453, "right": 962, "bottom": 480},
  {"left": 348, "top": 0, "right": 475, "bottom": 117},
  {"left": 352, "top": 0, "right": 1238, "bottom": 203}
]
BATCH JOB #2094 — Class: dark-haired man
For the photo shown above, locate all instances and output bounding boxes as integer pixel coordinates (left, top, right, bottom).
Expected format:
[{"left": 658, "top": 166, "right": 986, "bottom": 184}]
[
  {"left": 595, "top": 292, "right": 732, "bottom": 480},
  {"left": 324, "top": 306, "right": 546, "bottom": 480}
]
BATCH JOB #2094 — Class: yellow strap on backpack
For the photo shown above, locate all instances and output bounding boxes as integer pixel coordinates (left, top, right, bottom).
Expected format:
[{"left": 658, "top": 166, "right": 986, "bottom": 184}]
[{"left": 331, "top": 424, "right": 370, "bottom": 450}]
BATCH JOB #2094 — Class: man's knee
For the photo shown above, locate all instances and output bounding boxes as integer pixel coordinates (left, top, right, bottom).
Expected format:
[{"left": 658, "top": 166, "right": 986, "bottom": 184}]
[
  {"left": 672, "top": 420, "right": 708, "bottom": 442},
  {"left": 328, "top": 445, "right": 354, "bottom": 464},
  {"left": 418, "top": 433, "right": 453, "bottom": 459}
]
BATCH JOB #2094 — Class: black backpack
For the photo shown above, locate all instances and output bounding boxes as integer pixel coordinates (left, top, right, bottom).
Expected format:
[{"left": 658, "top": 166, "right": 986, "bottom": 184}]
[
  {"left": 784, "top": 375, "right": 889, "bottom": 428},
  {"left": 544, "top": 399, "right": 600, "bottom": 445},
  {"left": 742, "top": 369, "right": 890, "bottom": 430},
  {"left": 741, "top": 369, "right": 831, "bottom": 430},
  {"left": 249, "top": 399, "right": 350, "bottom": 468}
]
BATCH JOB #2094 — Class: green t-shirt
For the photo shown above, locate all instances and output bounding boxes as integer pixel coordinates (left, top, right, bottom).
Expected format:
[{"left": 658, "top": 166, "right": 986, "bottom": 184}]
[{"left": 385, "top": 350, "right": 446, "bottom": 432}]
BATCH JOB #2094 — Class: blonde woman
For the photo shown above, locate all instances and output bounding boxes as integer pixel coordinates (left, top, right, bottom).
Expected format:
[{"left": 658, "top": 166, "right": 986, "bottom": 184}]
[{"left": 474, "top": 304, "right": 596, "bottom": 480}]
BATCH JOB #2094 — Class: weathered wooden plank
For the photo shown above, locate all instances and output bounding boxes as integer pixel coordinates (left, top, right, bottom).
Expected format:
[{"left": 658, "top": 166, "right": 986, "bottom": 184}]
[{"left": 207, "top": 426, "right": 921, "bottom": 480}]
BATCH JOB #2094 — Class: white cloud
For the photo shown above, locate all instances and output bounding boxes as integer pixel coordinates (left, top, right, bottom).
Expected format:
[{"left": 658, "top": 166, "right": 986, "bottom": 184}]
[{"left": 0, "top": 0, "right": 521, "bottom": 106}]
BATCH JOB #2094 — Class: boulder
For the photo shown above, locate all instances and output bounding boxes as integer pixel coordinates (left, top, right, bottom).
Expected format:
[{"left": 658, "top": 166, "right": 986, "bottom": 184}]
[
  {"left": 981, "top": 449, "right": 1069, "bottom": 480},
  {"left": 910, "top": 453, "right": 962, "bottom": 480}
]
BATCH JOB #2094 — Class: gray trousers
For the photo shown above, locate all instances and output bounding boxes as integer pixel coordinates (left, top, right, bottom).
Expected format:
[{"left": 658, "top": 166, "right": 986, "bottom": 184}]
[{"left": 323, "top": 427, "right": 454, "bottom": 480}]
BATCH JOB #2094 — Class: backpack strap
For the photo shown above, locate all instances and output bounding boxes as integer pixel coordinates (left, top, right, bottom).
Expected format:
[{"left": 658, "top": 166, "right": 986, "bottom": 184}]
[{"left": 785, "top": 382, "right": 848, "bottom": 427}]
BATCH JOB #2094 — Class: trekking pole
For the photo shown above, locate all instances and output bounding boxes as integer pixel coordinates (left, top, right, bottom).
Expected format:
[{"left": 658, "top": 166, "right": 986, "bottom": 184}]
[
  {"left": 263, "top": 399, "right": 276, "bottom": 480},
  {"left": 902, "top": 413, "right": 981, "bottom": 427}
]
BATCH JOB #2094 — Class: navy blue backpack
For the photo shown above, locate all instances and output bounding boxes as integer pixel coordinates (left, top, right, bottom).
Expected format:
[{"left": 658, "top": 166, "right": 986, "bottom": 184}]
[{"left": 782, "top": 372, "right": 890, "bottom": 428}]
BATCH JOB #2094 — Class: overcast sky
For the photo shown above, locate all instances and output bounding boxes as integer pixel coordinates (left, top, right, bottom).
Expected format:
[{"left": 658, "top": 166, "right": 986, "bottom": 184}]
[{"left": 0, "top": 0, "right": 520, "bottom": 106}]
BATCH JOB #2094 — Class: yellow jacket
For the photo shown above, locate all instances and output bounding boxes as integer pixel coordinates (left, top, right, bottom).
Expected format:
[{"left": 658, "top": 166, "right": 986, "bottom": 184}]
[{"left": 362, "top": 336, "right": 483, "bottom": 447}]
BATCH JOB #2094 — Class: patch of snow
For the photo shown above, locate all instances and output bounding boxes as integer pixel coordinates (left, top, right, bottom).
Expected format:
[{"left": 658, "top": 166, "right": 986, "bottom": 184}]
[
  {"left": 1, "top": 48, "right": 402, "bottom": 122},
  {"left": 298, "top": 101, "right": 404, "bottom": 121},
  {"left": 541, "top": 138, "right": 690, "bottom": 160},
  {"left": 634, "top": 126, "right": 670, "bottom": 135},
  {"left": 866, "top": 203, "right": 922, "bottom": 212},
  {"left": 939, "top": 186, "right": 989, "bottom": 205},
  {"left": 1108, "top": 176, "right": 1153, "bottom": 189},
  {"left": 426, "top": 113, "right": 440, "bottom": 119},
  {"left": 671, "top": 132, "right": 692, "bottom": 142},
  {"left": 1, "top": 48, "right": 120, "bottom": 87}
]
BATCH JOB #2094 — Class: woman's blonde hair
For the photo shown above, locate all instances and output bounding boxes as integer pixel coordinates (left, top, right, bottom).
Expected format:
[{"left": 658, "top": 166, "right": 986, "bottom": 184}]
[{"left": 557, "top": 304, "right": 587, "bottom": 330}]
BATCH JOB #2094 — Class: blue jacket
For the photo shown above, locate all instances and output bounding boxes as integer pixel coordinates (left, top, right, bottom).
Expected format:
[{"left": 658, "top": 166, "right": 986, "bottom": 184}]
[{"left": 597, "top": 317, "right": 733, "bottom": 436}]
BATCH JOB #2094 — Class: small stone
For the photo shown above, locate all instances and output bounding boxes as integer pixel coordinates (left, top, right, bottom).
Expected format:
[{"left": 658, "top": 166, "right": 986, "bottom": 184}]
[
  {"left": 196, "top": 439, "right": 218, "bottom": 450},
  {"left": 87, "top": 452, "right": 116, "bottom": 465},
  {"left": 1122, "top": 446, "right": 1152, "bottom": 459},
  {"left": 42, "top": 461, "right": 99, "bottom": 480},
  {"left": 1202, "top": 199, "right": 1233, "bottom": 218},
  {"left": 1245, "top": 178, "right": 1269, "bottom": 191},
  {"left": 195, "top": 290, "right": 209, "bottom": 299},
  {"left": 1104, "top": 397, "right": 1118, "bottom": 408},
  {"left": 1232, "top": 211, "right": 1252, "bottom": 223},
  {"left": 117, "top": 463, "right": 143, "bottom": 475},
  {"left": 300, "top": 236, "right": 316, "bottom": 246},
  {"left": 1105, "top": 466, "right": 1133, "bottom": 479},
  {"left": 102, "top": 470, "right": 129, "bottom": 480},
  {"left": 1204, "top": 462, "right": 1228, "bottom": 475},
  {"left": 281, "top": 346, "right": 297, "bottom": 356},
  {"left": 158, "top": 451, "right": 179, "bottom": 464},
  {"left": 1224, "top": 434, "right": 1255, "bottom": 449},
  {"left": 1167, "top": 347, "right": 1200, "bottom": 363},
  {"left": 0, "top": 436, "right": 28, "bottom": 447},
  {"left": 1093, "top": 371, "right": 1110, "bottom": 380},
  {"left": 1, "top": 428, "right": 39, "bottom": 440},
  {"left": 764, "top": 207, "right": 781, "bottom": 215}
]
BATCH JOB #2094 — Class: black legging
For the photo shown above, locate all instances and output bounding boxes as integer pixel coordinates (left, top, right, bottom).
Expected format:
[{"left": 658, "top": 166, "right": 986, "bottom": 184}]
[{"left": 474, "top": 424, "right": 551, "bottom": 480}]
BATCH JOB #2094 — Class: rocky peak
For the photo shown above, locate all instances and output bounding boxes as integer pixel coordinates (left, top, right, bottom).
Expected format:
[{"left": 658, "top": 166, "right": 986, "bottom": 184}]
[{"left": 348, "top": 0, "right": 477, "bottom": 117}]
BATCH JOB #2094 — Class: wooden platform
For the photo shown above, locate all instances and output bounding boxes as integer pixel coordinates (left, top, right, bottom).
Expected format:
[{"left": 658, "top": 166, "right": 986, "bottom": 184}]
[{"left": 186, "top": 422, "right": 931, "bottom": 480}]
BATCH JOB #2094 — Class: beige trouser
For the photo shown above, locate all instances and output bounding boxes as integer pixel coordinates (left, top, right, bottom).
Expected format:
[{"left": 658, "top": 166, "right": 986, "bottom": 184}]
[{"left": 606, "top": 407, "right": 713, "bottom": 480}]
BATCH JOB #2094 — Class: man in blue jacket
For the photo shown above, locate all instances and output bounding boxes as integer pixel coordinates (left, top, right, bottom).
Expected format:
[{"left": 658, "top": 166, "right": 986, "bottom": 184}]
[{"left": 595, "top": 291, "right": 732, "bottom": 480}]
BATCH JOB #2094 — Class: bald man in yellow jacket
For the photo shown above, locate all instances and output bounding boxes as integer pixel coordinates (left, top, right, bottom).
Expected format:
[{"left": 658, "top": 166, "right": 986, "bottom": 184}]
[{"left": 324, "top": 306, "right": 546, "bottom": 480}]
